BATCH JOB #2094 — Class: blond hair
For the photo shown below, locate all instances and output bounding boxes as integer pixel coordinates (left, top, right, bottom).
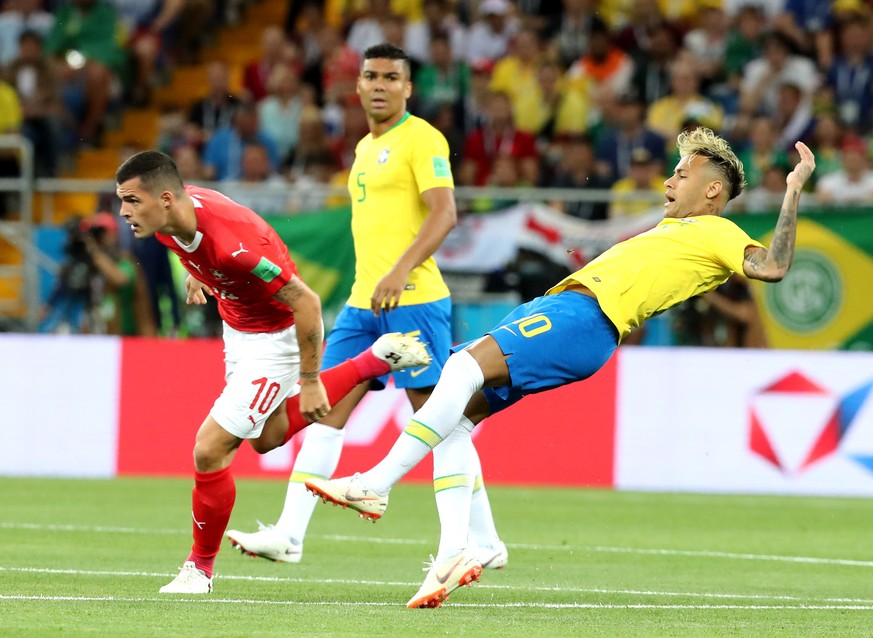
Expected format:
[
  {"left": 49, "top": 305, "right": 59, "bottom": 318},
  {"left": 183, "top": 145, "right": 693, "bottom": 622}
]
[{"left": 676, "top": 127, "right": 746, "bottom": 200}]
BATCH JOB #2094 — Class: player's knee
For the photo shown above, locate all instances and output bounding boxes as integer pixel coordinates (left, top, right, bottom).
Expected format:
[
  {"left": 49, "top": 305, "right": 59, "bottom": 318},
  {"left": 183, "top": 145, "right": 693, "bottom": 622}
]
[{"left": 192, "top": 439, "right": 231, "bottom": 472}]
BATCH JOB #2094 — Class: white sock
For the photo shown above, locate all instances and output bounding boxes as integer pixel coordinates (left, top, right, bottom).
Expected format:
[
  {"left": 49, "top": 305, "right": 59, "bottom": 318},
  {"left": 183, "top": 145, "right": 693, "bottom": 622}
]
[
  {"left": 466, "top": 433, "right": 501, "bottom": 549},
  {"left": 432, "top": 425, "right": 475, "bottom": 560},
  {"left": 364, "top": 350, "right": 484, "bottom": 494},
  {"left": 274, "top": 423, "right": 344, "bottom": 541}
]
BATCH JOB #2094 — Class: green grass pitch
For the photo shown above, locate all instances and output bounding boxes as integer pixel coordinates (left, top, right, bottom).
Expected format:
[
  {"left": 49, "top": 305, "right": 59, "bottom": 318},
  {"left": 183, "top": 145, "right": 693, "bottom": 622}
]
[{"left": 2, "top": 476, "right": 873, "bottom": 637}]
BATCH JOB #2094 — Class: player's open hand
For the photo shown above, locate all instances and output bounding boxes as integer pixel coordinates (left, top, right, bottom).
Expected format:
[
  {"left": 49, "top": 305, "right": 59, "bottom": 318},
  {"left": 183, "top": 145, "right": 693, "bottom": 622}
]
[
  {"left": 786, "top": 141, "right": 815, "bottom": 191},
  {"left": 185, "top": 275, "right": 214, "bottom": 304}
]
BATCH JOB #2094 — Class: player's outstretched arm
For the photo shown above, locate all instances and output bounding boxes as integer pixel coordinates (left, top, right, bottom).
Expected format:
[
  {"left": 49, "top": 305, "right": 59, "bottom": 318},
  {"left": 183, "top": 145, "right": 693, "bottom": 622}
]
[
  {"left": 274, "top": 276, "right": 330, "bottom": 422},
  {"left": 742, "top": 141, "right": 815, "bottom": 283}
]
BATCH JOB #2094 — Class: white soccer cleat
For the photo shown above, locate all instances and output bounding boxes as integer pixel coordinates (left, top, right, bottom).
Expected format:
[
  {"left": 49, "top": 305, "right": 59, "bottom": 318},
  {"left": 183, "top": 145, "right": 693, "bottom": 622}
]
[
  {"left": 305, "top": 473, "right": 389, "bottom": 522},
  {"left": 226, "top": 521, "right": 303, "bottom": 564},
  {"left": 406, "top": 551, "right": 482, "bottom": 608},
  {"left": 474, "top": 540, "right": 509, "bottom": 570},
  {"left": 159, "top": 561, "right": 213, "bottom": 594},
  {"left": 371, "top": 332, "right": 432, "bottom": 371}
]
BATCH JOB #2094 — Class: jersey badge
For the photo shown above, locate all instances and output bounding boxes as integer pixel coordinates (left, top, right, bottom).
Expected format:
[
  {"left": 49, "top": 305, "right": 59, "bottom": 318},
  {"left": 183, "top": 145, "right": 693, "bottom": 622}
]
[
  {"left": 210, "top": 269, "right": 228, "bottom": 280},
  {"left": 251, "top": 257, "right": 281, "bottom": 283},
  {"left": 378, "top": 148, "right": 390, "bottom": 164},
  {"left": 432, "top": 156, "right": 451, "bottom": 178}
]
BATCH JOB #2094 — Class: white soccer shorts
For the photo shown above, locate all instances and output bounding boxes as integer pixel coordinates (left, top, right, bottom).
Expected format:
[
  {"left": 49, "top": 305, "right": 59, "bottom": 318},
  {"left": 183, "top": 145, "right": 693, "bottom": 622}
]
[{"left": 210, "top": 322, "right": 303, "bottom": 439}]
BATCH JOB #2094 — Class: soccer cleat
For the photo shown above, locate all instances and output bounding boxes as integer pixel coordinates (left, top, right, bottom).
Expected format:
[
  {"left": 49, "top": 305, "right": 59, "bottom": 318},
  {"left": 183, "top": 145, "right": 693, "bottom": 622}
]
[
  {"left": 371, "top": 332, "right": 432, "bottom": 371},
  {"left": 159, "top": 561, "right": 213, "bottom": 594},
  {"left": 305, "top": 473, "right": 389, "bottom": 522},
  {"left": 474, "top": 540, "right": 509, "bottom": 570},
  {"left": 406, "top": 551, "right": 482, "bottom": 608},
  {"left": 226, "top": 521, "right": 303, "bottom": 564}
]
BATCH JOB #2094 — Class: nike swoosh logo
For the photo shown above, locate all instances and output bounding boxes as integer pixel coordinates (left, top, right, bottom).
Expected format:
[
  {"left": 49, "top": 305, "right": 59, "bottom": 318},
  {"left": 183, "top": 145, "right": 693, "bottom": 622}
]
[
  {"left": 410, "top": 366, "right": 430, "bottom": 378},
  {"left": 343, "top": 489, "right": 381, "bottom": 503},
  {"left": 435, "top": 556, "right": 465, "bottom": 584}
]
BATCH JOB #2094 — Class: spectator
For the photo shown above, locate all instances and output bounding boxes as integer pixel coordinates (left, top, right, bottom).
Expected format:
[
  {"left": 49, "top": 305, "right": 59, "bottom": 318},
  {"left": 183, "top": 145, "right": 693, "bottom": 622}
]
[
  {"left": 460, "top": 58, "right": 493, "bottom": 133},
  {"left": 44, "top": 0, "right": 128, "bottom": 144},
  {"left": 808, "top": 111, "right": 845, "bottom": 180},
  {"left": 243, "top": 25, "right": 294, "bottom": 103},
  {"left": 413, "top": 30, "right": 470, "bottom": 117},
  {"left": 553, "top": 0, "right": 606, "bottom": 68},
  {"left": 345, "top": 0, "right": 395, "bottom": 56},
  {"left": 683, "top": 5, "right": 728, "bottom": 89},
  {"left": 545, "top": 134, "right": 610, "bottom": 221},
  {"left": 171, "top": 143, "right": 208, "bottom": 182},
  {"left": 186, "top": 61, "right": 242, "bottom": 149},
  {"left": 608, "top": 147, "right": 664, "bottom": 218},
  {"left": 738, "top": 163, "right": 790, "bottom": 212},
  {"left": 4, "top": 29, "right": 61, "bottom": 176},
  {"left": 567, "top": 20, "right": 634, "bottom": 122},
  {"left": 38, "top": 216, "right": 97, "bottom": 334},
  {"left": 328, "top": 96, "right": 370, "bottom": 171},
  {"left": 675, "top": 274, "right": 768, "bottom": 348},
  {"left": 459, "top": 90, "right": 539, "bottom": 186},
  {"left": 772, "top": 80, "right": 815, "bottom": 152},
  {"left": 470, "top": 154, "right": 523, "bottom": 213},
  {"left": 646, "top": 56, "right": 723, "bottom": 147},
  {"left": 488, "top": 26, "right": 541, "bottom": 108},
  {"left": 283, "top": 105, "right": 336, "bottom": 180},
  {"left": 305, "top": 24, "right": 359, "bottom": 113},
  {"left": 739, "top": 31, "right": 819, "bottom": 118},
  {"left": 514, "top": 58, "right": 590, "bottom": 141},
  {"left": 628, "top": 21, "right": 680, "bottom": 106},
  {"left": 404, "top": 0, "right": 467, "bottom": 65},
  {"left": 202, "top": 101, "right": 281, "bottom": 181},
  {"left": 0, "top": 0, "right": 54, "bottom": 67},
  {"left": 287, "top": 148, "right": 343, "bottom": 212},
  {"left": 0, "top": 75, "right": 21, "bottom": 218},
  {"left": 82, "top": 211, "right": 155, "bottom": 336},
  {"left": 111, "top": 0, "right": 211, "bottom": 104},
  {"left": 258, "top": 63, "right": 307, "bottom": 162},
  {"left": 815, "top": 134, "right": 873, "bottom": 205},
  {"left": 221, "top": 143, "right": 291, "bottom": 215},
  {"left": 428, "top": 101, "right": 465, "bottom": 176},
  {"left": 735, "top": 114, "right": 788, "bottom": 189},
  {"left": 823, "top": 15, "right": 873, "bottom": 134},
  {"left": 595, "top": 88, "right": 666, "bottom": 184},
  {"left": 723, "top": 5, "right": 766, "bottom": 92},
  {"left": 465, "top": 0, "right": 520, "bottom": 65},
  {"left": 772, "top": 0, "right": 834, "bottom": 69},
  {"left": 614, "top": 0, "right": 668, "bottom": 56}
]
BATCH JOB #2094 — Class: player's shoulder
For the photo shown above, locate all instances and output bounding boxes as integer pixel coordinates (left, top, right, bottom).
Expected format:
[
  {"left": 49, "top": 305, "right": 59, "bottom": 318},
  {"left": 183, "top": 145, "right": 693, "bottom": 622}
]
[{"left": 405, "top": 114, "right": 445, "bottom": 139}]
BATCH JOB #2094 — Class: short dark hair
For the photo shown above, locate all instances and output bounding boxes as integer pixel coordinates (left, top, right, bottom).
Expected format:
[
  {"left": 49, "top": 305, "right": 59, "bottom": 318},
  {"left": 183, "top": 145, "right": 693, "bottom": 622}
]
[
  {"left": 116, "top": 150, "right": 184, "bottom": 194},
  {"left": 362, "top": 42, "right": 411, "bottom": 77}
]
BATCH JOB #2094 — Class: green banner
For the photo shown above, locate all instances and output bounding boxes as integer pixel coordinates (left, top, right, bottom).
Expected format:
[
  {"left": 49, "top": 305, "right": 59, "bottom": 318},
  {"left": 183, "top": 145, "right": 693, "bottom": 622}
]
[
  {"left": 266, "top": 206, "right": 355, "bottom": 329},
  {"left": 730, "top": 210, "right": 873, "bottom": 350}
]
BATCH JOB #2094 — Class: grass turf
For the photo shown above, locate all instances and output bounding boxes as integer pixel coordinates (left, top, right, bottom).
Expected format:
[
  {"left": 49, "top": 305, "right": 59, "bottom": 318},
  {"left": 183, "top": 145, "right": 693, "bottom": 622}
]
[{"left": 1, "top": 477, "right": 872, "bottom": 637}]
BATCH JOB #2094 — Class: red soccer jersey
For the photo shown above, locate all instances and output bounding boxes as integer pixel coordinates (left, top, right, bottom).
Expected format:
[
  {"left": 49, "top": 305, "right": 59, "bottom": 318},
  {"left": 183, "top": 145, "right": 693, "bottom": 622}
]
[{"left": 156, "top": 185, "right": 299, "bottom": 333}]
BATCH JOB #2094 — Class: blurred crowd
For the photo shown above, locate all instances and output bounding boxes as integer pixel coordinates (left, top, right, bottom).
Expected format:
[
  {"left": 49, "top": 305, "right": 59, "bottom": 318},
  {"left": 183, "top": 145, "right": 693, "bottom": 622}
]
[{"left": 5, "top": 0, "right": 873, "bottom": 340}]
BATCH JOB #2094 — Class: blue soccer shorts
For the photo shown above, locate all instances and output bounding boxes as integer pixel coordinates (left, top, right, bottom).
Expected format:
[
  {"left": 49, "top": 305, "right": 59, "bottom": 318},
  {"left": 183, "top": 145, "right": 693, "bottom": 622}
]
[
  {"left": 323, "top": 298, "right": 452, "bottom": 390},
  {"left": 451, "top": 291, "right": 619, "bottom": 414}
]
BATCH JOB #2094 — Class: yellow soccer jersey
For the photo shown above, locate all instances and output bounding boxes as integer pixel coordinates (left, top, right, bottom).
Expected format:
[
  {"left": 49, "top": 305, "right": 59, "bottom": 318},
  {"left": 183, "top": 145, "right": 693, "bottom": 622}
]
[
  {"left": 347, "top": 113, "right": 454, "bottom": 308},
  {"left": 547, "top": 215, "right": 764, "bottom": 340}
]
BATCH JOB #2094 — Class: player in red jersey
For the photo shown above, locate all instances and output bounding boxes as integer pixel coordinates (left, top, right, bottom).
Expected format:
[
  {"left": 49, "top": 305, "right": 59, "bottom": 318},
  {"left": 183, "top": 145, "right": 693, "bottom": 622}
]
[{"left": 115, "top": 151, "right": 431, "bottom": 593}]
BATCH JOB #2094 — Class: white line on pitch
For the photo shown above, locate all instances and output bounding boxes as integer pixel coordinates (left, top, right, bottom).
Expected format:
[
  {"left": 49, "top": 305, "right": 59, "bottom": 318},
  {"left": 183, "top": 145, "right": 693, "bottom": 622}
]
[
  {"left": 4, "top": 521, "right": 873, "bottom": 568},
  {"left": 2, "top": 566, "right": 872, "bottom": 605},
  {"left": 2, "top": 594, "right": 873, "bottom": 610}
]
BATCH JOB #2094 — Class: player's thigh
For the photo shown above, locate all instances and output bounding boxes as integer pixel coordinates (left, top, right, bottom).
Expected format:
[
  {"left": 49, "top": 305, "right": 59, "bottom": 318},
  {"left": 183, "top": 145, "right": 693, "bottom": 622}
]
[
  {"left": 193, "top": 414, "right": 244, "bottom": 471},
  {"left": 212, "top": 325, "right": 301, "bottom": 440},
  {"left": 484, "top": 292, "right": 618, "bottom": 395}
]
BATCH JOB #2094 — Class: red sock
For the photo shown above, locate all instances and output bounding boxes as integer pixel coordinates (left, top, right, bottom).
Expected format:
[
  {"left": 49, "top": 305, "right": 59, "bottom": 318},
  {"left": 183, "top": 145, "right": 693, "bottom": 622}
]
[
  {"left": 187, "top": 466, "right": 235, "bottom": 578},
  {"left": 282, "top": 350, "right": 389, "bottom": 444}
]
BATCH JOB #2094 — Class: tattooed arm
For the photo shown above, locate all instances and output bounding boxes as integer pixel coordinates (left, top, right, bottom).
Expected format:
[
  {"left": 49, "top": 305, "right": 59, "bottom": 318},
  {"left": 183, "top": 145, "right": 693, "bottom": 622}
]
[
  {"left": 274, "top": 275, "right": 329, "bottom": 422},
  {"left": 743, "top": 141, "right": 816, "bottom": 282}
]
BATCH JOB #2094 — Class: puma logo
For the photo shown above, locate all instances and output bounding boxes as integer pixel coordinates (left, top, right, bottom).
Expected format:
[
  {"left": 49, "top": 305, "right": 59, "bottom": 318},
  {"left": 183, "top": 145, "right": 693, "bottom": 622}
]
[{"left": 232, "top": 243, "right": 249, "bottom": 257}]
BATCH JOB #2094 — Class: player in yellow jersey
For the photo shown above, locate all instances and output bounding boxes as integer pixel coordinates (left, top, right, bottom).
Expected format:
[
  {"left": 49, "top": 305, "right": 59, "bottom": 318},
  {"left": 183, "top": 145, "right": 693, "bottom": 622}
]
[
  {"left": 227, "top": 43, "right": 507, "bottom": 575},
  {"left": 307, "top": 127, "right": 817, "bottom": 608}
]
